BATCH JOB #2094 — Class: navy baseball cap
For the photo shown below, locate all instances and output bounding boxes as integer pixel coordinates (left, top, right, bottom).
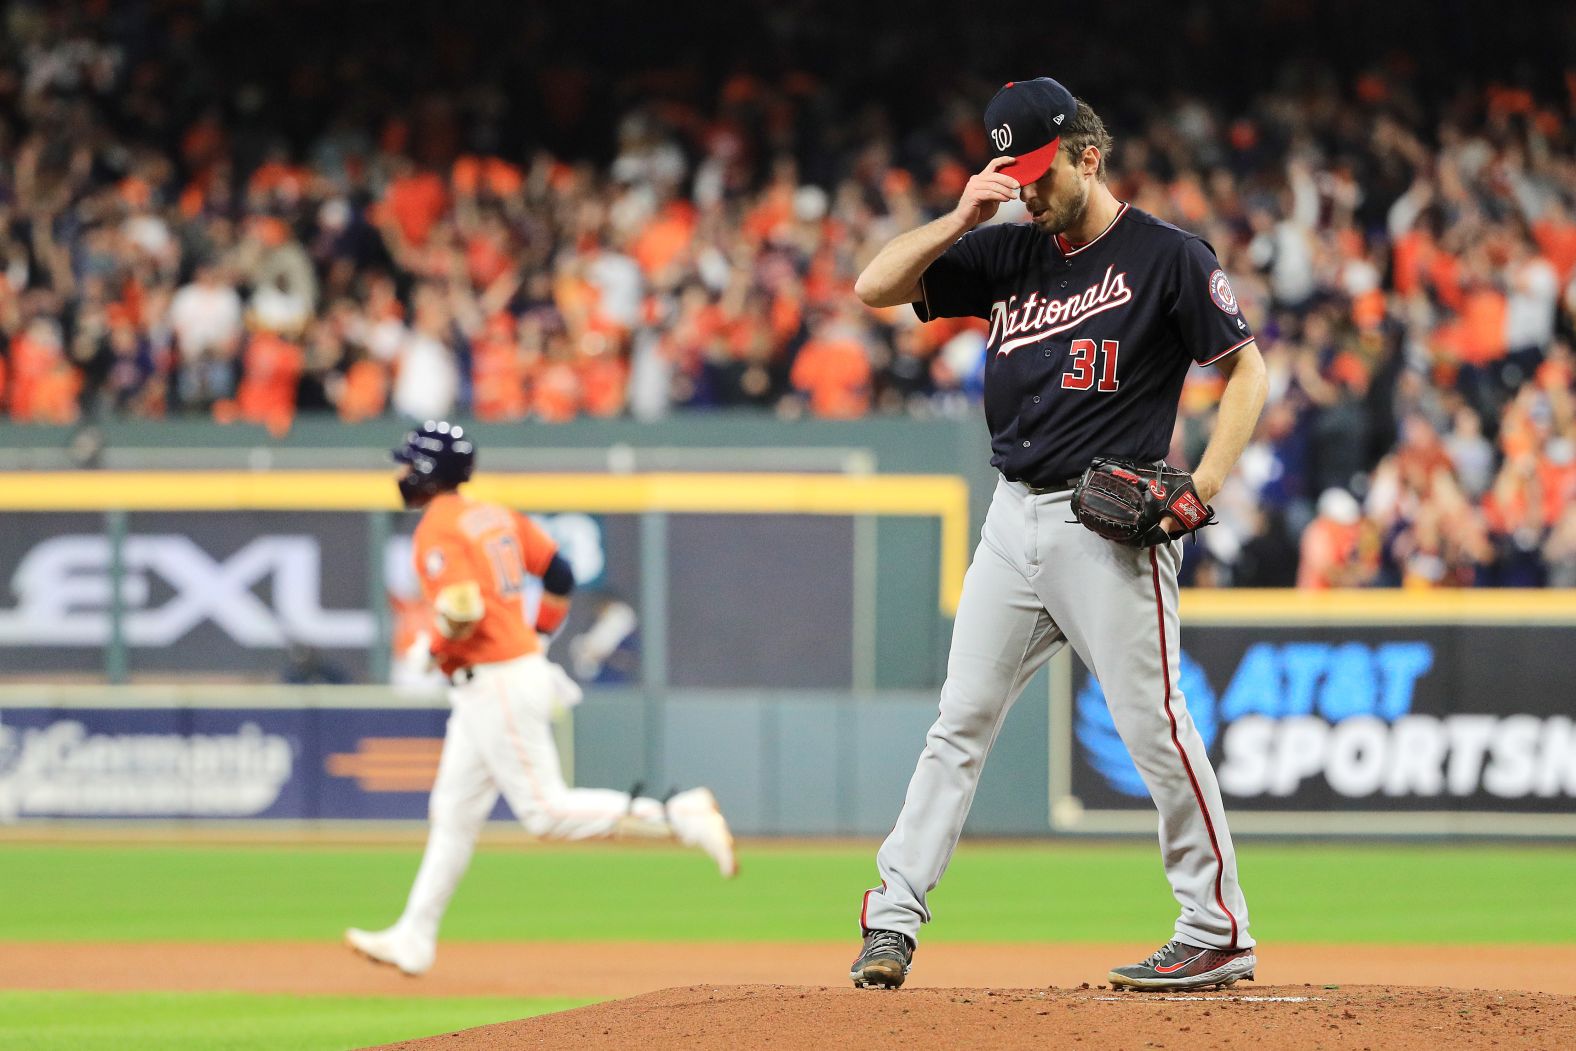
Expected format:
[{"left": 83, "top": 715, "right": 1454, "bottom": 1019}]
[{"left": 985, "top": 78, "right": 1078, "bottom": 186}]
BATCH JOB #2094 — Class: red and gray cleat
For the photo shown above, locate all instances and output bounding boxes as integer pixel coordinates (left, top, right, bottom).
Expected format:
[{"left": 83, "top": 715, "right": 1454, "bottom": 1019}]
[
  {"left": 850, "top": 928, "right": 914, "bottom": 989},
  {"left": 1108, "top": 939, "right": 1256, "bottom": 991}
]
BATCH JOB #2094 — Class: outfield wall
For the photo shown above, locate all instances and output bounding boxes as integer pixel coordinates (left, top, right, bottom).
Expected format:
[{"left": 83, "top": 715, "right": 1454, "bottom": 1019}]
[
  {"left": 0, "top": 683, "right": 974, "bottom": 837},
  {"left": 2, "top": 416, "right": 1573, "bottom": 837},
  {"left": 4, "top": 593, "right": 1573, "bottom": 838}
]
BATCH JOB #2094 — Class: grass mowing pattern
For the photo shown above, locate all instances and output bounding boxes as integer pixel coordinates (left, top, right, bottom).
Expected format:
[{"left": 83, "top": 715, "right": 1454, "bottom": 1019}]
[
  {"left": 0, "top": 991, "right": 593, "bottom": 1051},
  {"left": 1, "top": 841, "right": 1572, "bottom": 944}
]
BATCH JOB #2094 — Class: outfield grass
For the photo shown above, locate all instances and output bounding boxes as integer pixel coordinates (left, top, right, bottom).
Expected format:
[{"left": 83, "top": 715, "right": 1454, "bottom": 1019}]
[
  {"left": 2, "top": 840, "right": 1573, "bottom": 944},
  {"left": 0, "top": 991, "right": 592, "bottom": 1051}
]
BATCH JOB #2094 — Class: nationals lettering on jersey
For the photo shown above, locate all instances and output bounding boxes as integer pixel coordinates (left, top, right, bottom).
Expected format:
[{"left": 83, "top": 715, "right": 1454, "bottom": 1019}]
[
  {"left": 989, "top": 264, "right": 1132, "bottom": 354},
  {"left": 916, "top": 203, "right": 1254, "bottom": 487}
]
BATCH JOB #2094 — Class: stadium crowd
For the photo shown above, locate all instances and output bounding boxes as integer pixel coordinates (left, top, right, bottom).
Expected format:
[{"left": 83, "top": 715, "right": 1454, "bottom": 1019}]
[{"left": 1, "top": 2, "right": 1574, "bottom": 587}]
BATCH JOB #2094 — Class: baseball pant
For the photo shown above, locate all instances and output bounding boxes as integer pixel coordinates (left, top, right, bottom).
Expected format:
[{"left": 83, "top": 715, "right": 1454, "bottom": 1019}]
[
  {"left": 394, "top": 654, "right": 664, "bottom": 945},
  {"left": 861, "top": 477, "right": 1252, "bottom": 951}
]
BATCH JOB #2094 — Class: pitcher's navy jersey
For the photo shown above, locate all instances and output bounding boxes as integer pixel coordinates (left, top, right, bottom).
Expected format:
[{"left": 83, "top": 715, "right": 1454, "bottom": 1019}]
[{"left": 915, "top": 203, "right": 1254, "bottom": 487}]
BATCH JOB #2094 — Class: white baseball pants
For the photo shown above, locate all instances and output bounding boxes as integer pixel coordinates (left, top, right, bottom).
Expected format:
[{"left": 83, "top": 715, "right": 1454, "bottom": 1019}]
[{"left": 394, "top": 654, "right": 663, "bottom": 944}]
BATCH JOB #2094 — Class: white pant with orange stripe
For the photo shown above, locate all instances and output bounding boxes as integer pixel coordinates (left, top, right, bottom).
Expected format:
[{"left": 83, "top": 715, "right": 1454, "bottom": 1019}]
[
  {"left": 861, "top": 477, "right": 1253, "bottom": 951},
  {"left": 394, "top": 653, "right": 665, "bottom": 945}
]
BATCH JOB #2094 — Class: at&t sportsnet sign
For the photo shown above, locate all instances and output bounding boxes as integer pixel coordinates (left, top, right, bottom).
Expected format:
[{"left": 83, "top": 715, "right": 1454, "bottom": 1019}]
[{"left": 1054, "top": 623, "right": 1576, "bottom": 835}]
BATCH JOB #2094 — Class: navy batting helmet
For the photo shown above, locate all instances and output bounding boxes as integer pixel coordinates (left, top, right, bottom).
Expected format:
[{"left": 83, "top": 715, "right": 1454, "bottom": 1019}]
[{"left": 393, "top": 420, "right": 476, "bottom": 508}]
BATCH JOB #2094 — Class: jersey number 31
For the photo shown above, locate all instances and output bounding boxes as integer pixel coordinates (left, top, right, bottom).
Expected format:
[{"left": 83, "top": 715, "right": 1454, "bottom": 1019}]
[{"left": 1061, "top": 338, "right": 1120, "bottom": 392}]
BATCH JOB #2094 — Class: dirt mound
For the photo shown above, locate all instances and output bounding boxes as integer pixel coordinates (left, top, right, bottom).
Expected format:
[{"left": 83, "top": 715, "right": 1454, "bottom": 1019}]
[{"left": 371, "top": 982, "right": 1576, "bottom": 1050}]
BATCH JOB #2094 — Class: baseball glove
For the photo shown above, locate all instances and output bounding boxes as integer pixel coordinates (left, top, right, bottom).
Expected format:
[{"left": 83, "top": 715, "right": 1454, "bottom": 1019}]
[{"left": 1069, "top": 458, "right": 1215, "bottom": 547}]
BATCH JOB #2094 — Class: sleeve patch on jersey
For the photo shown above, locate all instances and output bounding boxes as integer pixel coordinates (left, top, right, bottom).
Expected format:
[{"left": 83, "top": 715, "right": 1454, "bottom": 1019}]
[
  {"left": 1208, "top": 269, "right": 1239, "bottom": 315},
  {"left": 424, "top": 548, "right": 446, "bottom": 579}
]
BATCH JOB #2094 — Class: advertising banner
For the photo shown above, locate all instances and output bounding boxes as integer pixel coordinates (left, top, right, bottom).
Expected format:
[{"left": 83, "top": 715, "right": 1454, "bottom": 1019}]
[
  {"left": 0, "top": 512, "right": 377, "bottom": 679},
  {"left": 1056, "top": 624, "right": 1576, "bottom": 835},
  {"left": 0, "top": 697, "right": 462, "bottom": 822},
  {"left": 0, "top": 509, "right": 852, "bottom": 688}
]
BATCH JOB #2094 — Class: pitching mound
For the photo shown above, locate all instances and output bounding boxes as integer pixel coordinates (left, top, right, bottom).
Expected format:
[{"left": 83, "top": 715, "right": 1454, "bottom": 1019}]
[{"left": 373, "top": 982, "right": 1576, "bottom": 1050}]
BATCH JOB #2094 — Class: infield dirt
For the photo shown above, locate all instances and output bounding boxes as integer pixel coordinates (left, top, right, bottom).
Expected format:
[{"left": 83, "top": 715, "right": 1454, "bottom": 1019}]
[
  {"left": 13, "top": 942, "right": 1576, "bottom": 1049},
  {"left": 9, "top": 941, "right": 1576, "bottom": 999},
  {"left": 10, "top": 941, "right": 1576, "bottom": 1001},
  {"left": 371, "top": 983, "right": 1576, "bottom": 1050}
]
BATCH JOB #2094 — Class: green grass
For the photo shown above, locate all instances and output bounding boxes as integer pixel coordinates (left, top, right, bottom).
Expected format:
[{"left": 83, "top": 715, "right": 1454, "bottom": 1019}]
[
  {"left": 2, "top": 840, "right": 1573, "bottom": 944},
  {"left": 3, "top": 841, "right": 1571, "bottom": 1048},
  {"left": 0, "top": 991, "right": 592, "bottom": 1051}
]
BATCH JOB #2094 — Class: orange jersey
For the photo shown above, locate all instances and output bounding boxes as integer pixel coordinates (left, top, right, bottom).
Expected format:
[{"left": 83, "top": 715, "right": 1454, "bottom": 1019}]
[{"left": 412, "top": 492, "right": 559, "bottom": 673}]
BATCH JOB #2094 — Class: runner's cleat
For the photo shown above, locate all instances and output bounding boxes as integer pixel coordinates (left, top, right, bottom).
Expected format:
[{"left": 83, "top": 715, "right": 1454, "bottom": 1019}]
[
  {"left": 345, "top": 926, "right": 435, "bottom": 977},
  {"left": 667, "top": 787, "right": 739, "bottom": 878}
]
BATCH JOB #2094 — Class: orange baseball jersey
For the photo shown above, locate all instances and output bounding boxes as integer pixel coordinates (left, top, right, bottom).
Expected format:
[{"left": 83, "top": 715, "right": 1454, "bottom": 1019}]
[{"left": 412, "top": 492, "right": 559, "bottom": 673}]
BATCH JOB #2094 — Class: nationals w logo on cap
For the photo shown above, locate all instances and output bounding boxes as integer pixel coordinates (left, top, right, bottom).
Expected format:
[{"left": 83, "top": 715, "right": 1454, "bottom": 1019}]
[{"left": 985, "top": 77, "right": 1078, "bottom": 186}]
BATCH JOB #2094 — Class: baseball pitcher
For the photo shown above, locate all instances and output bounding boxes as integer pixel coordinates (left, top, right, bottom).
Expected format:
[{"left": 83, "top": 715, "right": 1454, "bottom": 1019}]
[
  {"left": 849, "top": 78, "right": 1267, "bottom": 991},
  {"left": 347, "top": 420, "right": 736, "bottom": 976}
]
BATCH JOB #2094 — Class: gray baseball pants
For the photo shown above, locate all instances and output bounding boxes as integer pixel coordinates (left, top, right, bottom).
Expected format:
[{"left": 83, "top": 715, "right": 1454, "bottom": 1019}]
[{"left": 861, "top": 476, "right": 1252, "bottom": 951}]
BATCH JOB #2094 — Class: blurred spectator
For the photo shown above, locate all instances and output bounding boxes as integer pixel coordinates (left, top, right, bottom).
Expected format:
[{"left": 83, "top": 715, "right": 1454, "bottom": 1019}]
[
  {"left": 1298, "top": 489, "right": 1380, "bottom": 589},
  {"left": 790, "top": 309, "right": 874, "bottom": 418},
  {"left": 1482, "top": 454, "right": 1554, "bottom": 586},
  {"left": 1504, "top": 238, "right": 1560, "bottom": 372},
  {"left": 1444, "top": 406, "right": 1496, "bottom": 498},
  {"left": 1247, "top": 162, "right": 1319, "bottom": 312},
  {"left": 8, "top": 317, "right": 80, "bottom": 424},
  {"left": 216, "top": 328, "right": 304, "bottom": 436},
  {"left": 1231, "top": 508, "right": 1301, "bottom": 588},
  {"left": 1543, "top": 505, "right": 1576, "bottom": 587},
  {"left": 168, "top": 264, "right": 243, "bottom": 411},
  {"left": 242, "top": 218, "right": 318, "bottom": 335},
  {"left": 387, "top": 284, "right": 459, "bottom": 420},
  {"left": 169, "top": 263, "right": 243, "bottom": 374},
  {"left": 96, "top": 305, "right": 163, "bottom": 416}
]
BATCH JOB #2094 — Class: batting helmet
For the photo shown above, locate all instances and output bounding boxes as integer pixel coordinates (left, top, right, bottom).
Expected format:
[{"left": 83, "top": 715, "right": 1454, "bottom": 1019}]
[{"left": 392, "top": 420, "right": 476, "bottom": 509}]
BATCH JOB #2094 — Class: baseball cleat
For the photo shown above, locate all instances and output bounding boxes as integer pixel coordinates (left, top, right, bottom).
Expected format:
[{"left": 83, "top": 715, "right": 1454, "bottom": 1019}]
[
  {"left": 1108, "top": 938, "right": 1256, "bottom": 991},
  {"left": 666, "top": 787, "right": 738, "bottom": 878},
  {"left": 345, "top": 926, "right": 435, "bottom": 977},
  {"left": 850, "top": 928, "right": 914, "bottom": 989}
]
